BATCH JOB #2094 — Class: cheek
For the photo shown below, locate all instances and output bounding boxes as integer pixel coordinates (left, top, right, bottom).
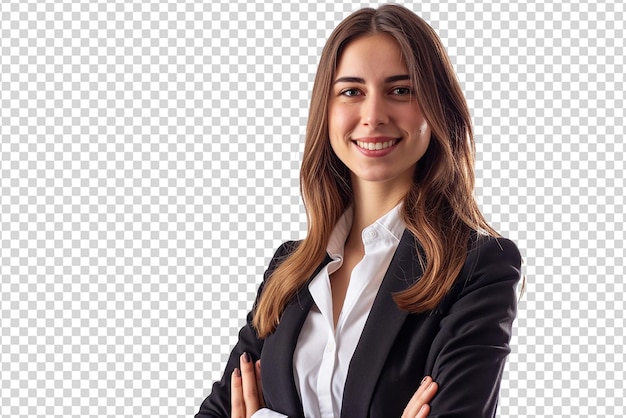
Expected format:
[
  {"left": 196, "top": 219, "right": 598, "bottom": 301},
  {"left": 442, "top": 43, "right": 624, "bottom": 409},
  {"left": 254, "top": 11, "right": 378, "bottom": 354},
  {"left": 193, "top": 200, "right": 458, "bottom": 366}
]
[
  {"left": 418, "top": 117, "right": 429, "bottom": 133},
  {"left": 328, "top": 105, "right": 355, "bottom": 138},
  {"left": 419, "top": 124, "right": 431, "bottom": 142},
  {"left": 408, "top": 106, "right": 430, "bottom": 139},
  {"left": 418, "top": 126, "right": 432, "bottom": 153},
  {"left": 410, "top": 116, "right": 431, "bottom": 158}
]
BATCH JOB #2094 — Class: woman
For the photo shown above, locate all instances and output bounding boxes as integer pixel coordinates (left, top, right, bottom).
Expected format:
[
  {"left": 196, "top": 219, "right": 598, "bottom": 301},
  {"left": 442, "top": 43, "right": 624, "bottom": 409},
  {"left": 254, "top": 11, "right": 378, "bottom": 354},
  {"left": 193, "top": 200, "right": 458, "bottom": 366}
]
[{"left": 196, "top": 4, "right": 522, "bottom": 418}]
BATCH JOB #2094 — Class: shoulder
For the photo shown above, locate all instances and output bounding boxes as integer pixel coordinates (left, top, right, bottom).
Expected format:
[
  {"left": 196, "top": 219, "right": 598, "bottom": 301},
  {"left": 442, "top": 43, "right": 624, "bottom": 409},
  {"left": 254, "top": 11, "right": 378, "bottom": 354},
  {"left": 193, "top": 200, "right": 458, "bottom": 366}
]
[
  {"left": 455, "top": 233, "right": 522, "bottom": 295},
  {"left": 269, "top": 240, "right": 301, "bottom": 263},
  {"left": 466, "top": 233, "right": 522, "bottom": 271},
  {"left": 263, "top": 240, "right": 301, "bottom": 278},
  {"left": 441, "top": 234, "right": 523, "bottom": 309}
]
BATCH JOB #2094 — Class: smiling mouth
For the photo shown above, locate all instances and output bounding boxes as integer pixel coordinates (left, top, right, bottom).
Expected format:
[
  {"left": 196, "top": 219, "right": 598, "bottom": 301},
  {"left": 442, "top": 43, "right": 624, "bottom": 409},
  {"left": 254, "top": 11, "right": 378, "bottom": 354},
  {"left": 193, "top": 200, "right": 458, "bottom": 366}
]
[{"left": 354, "top": 139, "right": 399, "bottom": 151}]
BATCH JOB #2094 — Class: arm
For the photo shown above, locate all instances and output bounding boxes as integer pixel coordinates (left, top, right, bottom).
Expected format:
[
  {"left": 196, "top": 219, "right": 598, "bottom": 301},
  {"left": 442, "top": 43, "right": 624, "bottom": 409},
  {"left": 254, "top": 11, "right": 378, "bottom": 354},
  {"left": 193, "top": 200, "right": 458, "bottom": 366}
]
[
  {"left": 427, "top": 237, "right": 522, "bottom": 417},
  {"left": 195, "top": 242, "right": 298, "bottom": 418}
]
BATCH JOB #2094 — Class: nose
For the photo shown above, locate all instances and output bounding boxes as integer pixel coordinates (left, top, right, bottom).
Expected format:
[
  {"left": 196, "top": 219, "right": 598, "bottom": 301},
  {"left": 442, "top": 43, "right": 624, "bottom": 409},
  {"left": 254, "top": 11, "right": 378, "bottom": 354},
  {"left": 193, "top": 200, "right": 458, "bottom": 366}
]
[{"left": 361, "top": 94, "right": 389, "bottom": 126}]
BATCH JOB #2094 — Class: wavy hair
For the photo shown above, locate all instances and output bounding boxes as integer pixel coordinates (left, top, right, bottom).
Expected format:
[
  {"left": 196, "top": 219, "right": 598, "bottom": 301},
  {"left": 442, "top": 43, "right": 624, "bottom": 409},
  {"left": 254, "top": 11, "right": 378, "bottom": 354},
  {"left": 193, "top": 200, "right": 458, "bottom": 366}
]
[{"left": 253, "top": 4, "right": 498, "bottom": 338}]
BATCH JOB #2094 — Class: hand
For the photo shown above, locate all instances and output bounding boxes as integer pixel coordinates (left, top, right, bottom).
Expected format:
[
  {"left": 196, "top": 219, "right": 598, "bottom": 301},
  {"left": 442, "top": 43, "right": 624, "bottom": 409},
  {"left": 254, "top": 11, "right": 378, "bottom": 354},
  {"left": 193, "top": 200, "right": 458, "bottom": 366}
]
[
  {"left": 401, "top": 376, "right": 438, "bottom": 418},
  {"left": 231, "top": 352, "right": 265, "bottom": 418}
]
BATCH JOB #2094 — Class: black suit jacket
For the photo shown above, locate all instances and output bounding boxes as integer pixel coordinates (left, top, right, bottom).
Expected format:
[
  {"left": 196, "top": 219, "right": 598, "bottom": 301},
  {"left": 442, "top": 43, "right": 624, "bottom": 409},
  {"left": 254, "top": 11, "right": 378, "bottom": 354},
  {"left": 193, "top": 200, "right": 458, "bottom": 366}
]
[{"left": 196, "top": 231, "right": 522, "bottom": 418}]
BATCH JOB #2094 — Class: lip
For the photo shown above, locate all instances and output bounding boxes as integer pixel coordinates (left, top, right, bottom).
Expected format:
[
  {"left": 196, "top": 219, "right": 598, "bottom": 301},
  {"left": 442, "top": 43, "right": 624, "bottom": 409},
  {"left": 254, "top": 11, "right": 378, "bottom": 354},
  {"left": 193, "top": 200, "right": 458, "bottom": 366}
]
[{"left": 352, "top": 136, "right": 400, "bottom": 157}]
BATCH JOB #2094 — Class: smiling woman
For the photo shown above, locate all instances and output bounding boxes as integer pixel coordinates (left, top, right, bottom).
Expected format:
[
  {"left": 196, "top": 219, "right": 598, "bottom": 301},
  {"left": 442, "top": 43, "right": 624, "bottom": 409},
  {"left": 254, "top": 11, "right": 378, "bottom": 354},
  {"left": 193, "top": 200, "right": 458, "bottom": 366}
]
[
  {"left": 196, "top": 4, "right": 522, "bottom": 418},
  {"left": 328, "top": 33, "right": 431, "bottom": 193}
]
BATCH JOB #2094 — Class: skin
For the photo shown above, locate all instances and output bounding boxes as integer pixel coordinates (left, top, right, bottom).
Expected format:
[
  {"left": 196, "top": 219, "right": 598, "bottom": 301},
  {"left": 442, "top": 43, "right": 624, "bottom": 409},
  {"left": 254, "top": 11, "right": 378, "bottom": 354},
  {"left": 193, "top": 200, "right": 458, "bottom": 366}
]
[
  {"left": 328, "top": 33, "right": 432, "bottom": 231},
  {"left": 328, "top": 33, "right": 432, "bottom": 327},
  {"left": 231, "top": 354, "right": 437, "bottom": 418},
  {"left": 232, "top": 34, "right": 438, "bottom": 417},
  {"left": 231, "top": 354, "right": 264, "bottom": 418}
]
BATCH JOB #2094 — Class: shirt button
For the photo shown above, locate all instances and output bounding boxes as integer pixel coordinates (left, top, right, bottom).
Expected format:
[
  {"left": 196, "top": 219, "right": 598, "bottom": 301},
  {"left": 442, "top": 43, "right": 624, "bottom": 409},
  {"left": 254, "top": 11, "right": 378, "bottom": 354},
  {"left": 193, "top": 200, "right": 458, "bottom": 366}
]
[
  {"left": 368, "top": 230, "right": 377, "bottom": 238},
  {"left": 326, "top": 343, "right": 334, "bottom": 353}
]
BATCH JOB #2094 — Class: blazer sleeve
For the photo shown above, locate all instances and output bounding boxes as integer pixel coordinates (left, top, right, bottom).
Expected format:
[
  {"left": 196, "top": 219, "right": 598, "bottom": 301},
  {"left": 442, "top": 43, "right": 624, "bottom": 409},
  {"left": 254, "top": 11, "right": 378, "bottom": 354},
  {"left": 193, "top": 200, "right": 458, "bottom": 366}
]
[
  {"left": 195, "top": 241, "right": 298, "bottom": 418},
  {"left": 426, "top": 236, "right": 523, "bottom": 418}
]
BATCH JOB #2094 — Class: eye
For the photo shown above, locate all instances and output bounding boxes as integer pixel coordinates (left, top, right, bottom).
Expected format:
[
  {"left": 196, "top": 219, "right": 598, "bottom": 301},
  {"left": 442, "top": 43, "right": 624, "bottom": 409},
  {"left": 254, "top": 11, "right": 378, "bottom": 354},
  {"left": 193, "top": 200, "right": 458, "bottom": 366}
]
[
  {"left": 340, "top": 88, "right": 362, "bottom": 97},
  {"left": 391, "top": 87, "right": 412, "bottom": 96}
]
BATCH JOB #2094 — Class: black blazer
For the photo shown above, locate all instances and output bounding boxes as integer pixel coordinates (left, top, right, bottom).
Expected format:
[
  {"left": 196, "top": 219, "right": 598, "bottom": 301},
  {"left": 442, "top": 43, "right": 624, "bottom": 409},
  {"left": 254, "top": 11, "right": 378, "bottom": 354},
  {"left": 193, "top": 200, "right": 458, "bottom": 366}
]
[{"left": 196, "top": 231, "right": 522, "bottom": 418}]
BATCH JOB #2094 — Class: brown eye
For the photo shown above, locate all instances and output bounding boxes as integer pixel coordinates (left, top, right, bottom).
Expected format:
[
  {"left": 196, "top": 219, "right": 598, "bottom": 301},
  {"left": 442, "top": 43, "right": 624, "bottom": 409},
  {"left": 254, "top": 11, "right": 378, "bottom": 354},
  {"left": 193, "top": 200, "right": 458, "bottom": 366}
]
[
  {"left": 392, "top": 87, "right": 412, "bottom": 96},
  {"left": 340, "top": 88, "right": 361, "bottom": 97}
]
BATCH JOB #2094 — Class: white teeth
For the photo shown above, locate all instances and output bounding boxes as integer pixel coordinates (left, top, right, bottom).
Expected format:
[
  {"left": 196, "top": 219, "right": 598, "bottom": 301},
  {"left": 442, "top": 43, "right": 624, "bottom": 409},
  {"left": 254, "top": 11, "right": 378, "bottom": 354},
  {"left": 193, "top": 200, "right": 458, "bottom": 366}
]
[{"left": 356, "top": 140, "right": 397, "bottom": 150}]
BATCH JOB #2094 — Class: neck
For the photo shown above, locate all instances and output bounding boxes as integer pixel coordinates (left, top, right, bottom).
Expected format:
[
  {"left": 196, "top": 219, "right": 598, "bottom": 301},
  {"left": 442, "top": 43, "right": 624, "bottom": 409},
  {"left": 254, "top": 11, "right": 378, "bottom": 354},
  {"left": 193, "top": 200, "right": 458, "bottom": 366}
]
[{"left": 346, "top": 178, "right": 408, "bottom": 248}]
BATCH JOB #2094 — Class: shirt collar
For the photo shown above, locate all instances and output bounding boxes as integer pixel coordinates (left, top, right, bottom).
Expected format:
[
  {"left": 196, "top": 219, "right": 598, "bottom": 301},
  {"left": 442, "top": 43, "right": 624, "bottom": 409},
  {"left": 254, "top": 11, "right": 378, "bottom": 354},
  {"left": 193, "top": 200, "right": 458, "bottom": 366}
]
[
  {"left": 373, "top": 203, "right": 406, "bottom": 242},
  {"left": 327, "top": 206, "right": 353, "bottom": 258},
  {"left": 326, "top": 203, "right": 406, "bottom": 258}
]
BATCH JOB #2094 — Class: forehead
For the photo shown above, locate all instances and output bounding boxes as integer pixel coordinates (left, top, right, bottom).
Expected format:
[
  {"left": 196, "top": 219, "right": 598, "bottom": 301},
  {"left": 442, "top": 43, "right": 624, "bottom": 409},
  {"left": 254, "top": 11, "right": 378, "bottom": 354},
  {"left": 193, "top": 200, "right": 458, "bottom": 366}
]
[{"left": 335, "top": 33, "right": 407, "bottom": 77}]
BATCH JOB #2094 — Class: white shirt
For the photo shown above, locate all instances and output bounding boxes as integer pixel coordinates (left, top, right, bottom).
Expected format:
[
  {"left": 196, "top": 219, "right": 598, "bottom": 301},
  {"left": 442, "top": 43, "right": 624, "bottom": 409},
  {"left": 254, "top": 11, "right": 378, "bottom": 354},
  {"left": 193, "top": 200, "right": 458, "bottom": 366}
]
[{"left": 253, "top": 205, "right": 405, "bottom": 418}]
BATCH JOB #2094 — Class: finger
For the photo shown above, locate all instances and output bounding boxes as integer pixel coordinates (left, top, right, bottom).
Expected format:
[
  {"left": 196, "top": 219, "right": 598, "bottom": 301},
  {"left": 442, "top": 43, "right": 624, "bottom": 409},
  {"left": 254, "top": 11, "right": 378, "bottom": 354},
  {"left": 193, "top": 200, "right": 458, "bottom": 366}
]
[
  {"left": 231, "top": 368, "right": 245, "bottom": 418},
  {"left": 255, "top": 360, "right": 266, "bottom": 408},
  {"left": 402, "top": 376, "right": 438, "bottom": 418},
  {"left": 415, "top": 404, "right": 430, "bottom": 418},
  {"left": 424, "top": 380, "right": 438, "bottom": 402},
  {"left": 415, "top": 376, "right": 433, "bottom": 398},
  {"left": 240, "top": 352, "right": 261, "bottom": 416},
  {"left": 402, "top": 376, "right": 431, "bottom": 416}
]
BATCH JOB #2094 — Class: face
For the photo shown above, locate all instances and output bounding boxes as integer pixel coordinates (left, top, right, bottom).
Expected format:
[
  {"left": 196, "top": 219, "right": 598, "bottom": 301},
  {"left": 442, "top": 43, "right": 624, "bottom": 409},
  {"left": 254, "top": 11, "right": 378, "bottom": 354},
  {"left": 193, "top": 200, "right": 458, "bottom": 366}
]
[{"left": 328, "top": 33, "right": 431, "bottom": 192}]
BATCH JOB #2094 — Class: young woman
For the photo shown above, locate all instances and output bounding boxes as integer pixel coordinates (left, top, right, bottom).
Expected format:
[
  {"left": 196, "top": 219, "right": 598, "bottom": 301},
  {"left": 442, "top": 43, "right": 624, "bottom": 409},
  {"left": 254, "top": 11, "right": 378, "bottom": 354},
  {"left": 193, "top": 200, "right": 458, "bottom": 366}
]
[{"left": 196, "top": 4, "right": 522, "bottom": 418}]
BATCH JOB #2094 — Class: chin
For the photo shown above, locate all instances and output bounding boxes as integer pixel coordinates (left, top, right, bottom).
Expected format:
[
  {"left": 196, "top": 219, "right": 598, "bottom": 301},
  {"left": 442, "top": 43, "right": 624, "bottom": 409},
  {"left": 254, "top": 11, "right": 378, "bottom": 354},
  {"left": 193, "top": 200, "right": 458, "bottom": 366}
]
[{"left": 354, "top": 171, "right": 404, "bottom": 184}]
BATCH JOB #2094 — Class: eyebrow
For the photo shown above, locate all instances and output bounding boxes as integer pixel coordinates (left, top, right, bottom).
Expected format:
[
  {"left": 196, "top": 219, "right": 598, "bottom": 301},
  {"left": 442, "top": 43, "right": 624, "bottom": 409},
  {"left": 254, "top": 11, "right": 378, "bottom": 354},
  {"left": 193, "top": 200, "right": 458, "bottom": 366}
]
[{"left": 333, "top": 74, "right": 410, "bottom": 85}]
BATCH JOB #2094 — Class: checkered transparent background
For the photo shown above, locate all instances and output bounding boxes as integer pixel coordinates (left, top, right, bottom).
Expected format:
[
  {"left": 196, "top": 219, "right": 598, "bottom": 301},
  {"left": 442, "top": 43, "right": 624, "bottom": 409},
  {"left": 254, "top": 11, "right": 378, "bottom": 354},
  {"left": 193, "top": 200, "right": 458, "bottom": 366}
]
[{"left": 1, "top": 1, "right": 624, "bottom": 417}]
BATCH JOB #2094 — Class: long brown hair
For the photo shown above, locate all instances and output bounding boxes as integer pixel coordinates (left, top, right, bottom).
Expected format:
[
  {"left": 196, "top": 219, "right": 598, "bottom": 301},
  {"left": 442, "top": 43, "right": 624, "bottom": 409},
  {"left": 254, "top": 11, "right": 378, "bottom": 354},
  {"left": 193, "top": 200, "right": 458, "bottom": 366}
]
[{"left": 253, "top": 4, "right": 497, "bottom": 338}]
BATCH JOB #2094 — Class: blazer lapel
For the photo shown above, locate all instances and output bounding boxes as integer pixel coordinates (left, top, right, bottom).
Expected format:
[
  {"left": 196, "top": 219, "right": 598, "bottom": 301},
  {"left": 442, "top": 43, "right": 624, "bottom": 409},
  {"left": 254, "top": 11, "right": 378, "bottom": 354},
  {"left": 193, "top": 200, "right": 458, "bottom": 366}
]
[
  {"left": 341, "top": 230, "right": 424, "bottom": 418},
  {"left": 261, "top": 255, "right": 332, "bottom": 418}
]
